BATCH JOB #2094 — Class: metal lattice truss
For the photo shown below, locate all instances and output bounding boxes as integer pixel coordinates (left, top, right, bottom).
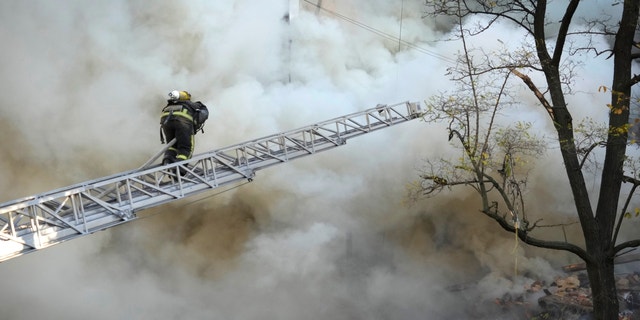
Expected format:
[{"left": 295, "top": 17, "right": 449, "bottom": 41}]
[{"left": 0, "top": 101, "right": 423, "bottom": 262}]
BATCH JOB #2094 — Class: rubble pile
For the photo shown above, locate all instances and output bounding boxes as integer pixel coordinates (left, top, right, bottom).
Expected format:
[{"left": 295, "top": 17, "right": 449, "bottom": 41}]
[
  {"left": 537, "top": 274, "right": 593, "bottom": 315},
  {"left": 493, "top": 272, "right": 640, "bottom": 319}
]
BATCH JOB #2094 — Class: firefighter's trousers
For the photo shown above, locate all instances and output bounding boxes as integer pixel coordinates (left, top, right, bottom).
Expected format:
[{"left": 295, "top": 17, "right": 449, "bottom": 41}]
[{"left": 161, "top": 116, "right": 194, "bottom": 164}]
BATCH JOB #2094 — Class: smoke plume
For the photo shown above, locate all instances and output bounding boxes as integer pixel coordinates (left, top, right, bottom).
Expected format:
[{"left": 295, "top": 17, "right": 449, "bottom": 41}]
[{"left": 0, "top": 1, "right": 636, "bottom": 319}]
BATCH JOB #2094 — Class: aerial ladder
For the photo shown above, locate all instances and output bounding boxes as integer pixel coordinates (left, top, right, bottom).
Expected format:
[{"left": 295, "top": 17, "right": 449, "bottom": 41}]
[{"left": 0, "top": 101, "right": 424, "bottom": 263}]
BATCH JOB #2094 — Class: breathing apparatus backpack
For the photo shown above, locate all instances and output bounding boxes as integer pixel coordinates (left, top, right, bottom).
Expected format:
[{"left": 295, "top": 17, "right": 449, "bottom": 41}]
[{"left": 193, "top": 101, "right": 209, "bottom": 133}]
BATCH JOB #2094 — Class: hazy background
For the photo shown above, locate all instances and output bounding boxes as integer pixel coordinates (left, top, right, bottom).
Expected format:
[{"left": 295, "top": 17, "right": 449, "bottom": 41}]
[{"left": 0, "top": 1, "right": 636, "bottom": 319}]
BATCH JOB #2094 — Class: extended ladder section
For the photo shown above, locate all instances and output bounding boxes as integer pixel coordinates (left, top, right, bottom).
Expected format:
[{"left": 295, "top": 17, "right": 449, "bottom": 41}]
[{"left": 0, "top": 101, "right": 423, "bottom": 262}]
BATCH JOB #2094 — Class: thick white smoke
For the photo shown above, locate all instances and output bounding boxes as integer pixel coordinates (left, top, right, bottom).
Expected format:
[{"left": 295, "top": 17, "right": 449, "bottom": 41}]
[{"left": 0, "top": 1, "right": 635, "bottom": 319}]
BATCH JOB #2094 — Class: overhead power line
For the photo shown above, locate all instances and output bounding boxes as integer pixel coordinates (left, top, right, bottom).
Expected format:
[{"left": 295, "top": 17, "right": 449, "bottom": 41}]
[{"left": 301, "top": 0, "right": 457, "bottom": 65}]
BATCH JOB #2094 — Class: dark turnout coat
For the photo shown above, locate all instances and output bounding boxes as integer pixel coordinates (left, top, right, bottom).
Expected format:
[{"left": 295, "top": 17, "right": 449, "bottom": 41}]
[{"left": 160, "top": 100, "right": 209, "bottom": 163}]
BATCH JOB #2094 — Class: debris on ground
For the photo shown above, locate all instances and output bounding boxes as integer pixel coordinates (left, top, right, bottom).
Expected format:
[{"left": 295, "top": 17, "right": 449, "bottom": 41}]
[{"left": 491, "top": 272, "right": 640, "bottom": 319}]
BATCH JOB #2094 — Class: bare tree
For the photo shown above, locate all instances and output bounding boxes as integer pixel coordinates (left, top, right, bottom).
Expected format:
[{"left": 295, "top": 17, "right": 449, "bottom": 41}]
[{"left": 414, "top": 1, "right": 640, "bottom": 319}]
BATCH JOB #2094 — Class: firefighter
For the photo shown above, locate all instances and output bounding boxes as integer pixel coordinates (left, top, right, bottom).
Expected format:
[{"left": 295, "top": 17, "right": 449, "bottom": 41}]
[{"left": 160, "top": 90, "right": 209, "bottom": 165}]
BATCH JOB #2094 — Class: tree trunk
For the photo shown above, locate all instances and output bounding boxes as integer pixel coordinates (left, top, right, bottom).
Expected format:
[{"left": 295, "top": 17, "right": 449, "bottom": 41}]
[
  {"left": 588, "top": 1, "right": 640, "bottom": 319},
  {"left": 585, "top": 248, "right": 618, "bottom": 319}
]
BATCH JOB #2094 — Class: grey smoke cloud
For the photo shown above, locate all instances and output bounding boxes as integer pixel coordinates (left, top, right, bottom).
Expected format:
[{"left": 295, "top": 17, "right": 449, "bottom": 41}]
[{"left": 0, "top": 0, "right": 635, "bottom": 319}]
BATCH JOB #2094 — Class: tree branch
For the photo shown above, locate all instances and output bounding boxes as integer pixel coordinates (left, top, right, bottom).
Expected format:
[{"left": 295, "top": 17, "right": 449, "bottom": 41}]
[
  {"left": 481, "top": 207, "right": 590, "bottom": 262},
  {"left": 613, "top": 176, "right": 639, "bottom": 244},
  {"left": 510, "top": 68, "right": 555, "bottom": 120},
  {"left": 552, "top": 0, "right": 581, "bottom": 65},
  {"left": 478, "top": 169, "right": 590, "bottom": 261},
  {"left": 630, "top": 74, "right": 640, "bottom": 88},
  {"left": 614, "top": 240, "right": 640, "bottom": 253},
  {"left": 578, "top": 141, "right": 605, "bottom": 170},
  {"left": 461, "top": 1, "right": 535, "bottom": 35}
]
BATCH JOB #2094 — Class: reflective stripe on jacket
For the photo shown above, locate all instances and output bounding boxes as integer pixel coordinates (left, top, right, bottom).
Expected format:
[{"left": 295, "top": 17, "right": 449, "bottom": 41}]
[{"left": 161, "top": 104, "right": 194, "bottom": 123}]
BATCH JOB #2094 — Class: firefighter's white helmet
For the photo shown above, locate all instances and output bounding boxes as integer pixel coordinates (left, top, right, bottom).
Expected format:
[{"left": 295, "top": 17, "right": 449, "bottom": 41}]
[{"left": 168, "top": 90, "right": 191, "bottom": 101}]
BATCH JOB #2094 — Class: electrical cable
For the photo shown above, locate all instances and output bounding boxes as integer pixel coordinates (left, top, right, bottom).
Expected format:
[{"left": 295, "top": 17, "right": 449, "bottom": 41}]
[
  {"left": 301, "top": 0, "right": 457, "bottom": 65},
  {"left": 398, "top": 0, "right": 404, "bottom": 52}
]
